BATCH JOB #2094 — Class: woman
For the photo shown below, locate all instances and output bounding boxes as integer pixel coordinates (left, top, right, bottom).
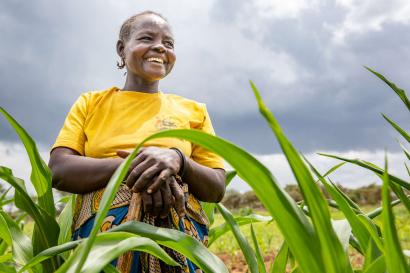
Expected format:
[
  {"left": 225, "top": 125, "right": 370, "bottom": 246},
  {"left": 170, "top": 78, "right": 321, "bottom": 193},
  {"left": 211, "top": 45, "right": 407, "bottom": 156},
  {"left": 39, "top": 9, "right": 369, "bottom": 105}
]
[{"left": 48, "top": 10, "right": 226, "bottom": 273}]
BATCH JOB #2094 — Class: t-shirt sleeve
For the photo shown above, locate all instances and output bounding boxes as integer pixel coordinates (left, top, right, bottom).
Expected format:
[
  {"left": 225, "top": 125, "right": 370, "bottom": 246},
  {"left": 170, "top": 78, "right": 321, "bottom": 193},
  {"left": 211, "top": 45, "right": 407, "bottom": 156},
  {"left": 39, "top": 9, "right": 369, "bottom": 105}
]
[
  {"left": 50, "top": 93, "right": 89, "bottom": 155},
  {"left": 190, "top": 104, "right": 225, "bottom": 169}
]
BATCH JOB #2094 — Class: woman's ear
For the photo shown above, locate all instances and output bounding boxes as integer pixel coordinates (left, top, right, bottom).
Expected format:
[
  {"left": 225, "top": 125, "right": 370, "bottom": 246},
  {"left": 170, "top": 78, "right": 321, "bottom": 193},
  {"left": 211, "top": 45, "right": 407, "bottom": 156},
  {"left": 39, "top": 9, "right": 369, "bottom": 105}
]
[{"left": 116, "top": 39, "right": 125, "bottom": 58}]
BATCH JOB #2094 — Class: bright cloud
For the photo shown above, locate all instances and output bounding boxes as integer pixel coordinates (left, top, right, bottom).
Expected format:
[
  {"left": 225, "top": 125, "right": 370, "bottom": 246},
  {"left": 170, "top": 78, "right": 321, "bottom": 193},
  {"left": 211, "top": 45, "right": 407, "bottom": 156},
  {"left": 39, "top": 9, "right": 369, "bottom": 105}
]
[
  {"left": 228, "top": 149, "right": 408, "bottom": 192},
  {"left": 253, "top": 0, "right": 320, "bottom": 19},
  {"left": 332, "top": 0, "right": 410, "bottom": 43}
]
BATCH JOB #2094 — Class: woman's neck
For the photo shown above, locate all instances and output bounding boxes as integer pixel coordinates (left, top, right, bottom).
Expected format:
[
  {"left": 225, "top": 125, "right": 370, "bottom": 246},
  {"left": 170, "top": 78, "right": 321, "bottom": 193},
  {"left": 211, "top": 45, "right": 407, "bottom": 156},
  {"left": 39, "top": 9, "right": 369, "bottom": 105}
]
[{"left": 121, "top": 74, "right": 160, "bottom": 93}]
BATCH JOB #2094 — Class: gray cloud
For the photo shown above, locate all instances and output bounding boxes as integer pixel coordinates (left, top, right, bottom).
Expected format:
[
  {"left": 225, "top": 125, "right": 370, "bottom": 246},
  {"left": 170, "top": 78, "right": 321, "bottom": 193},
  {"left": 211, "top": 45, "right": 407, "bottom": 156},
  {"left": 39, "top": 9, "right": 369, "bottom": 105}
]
[{"left": 1, "top": 0, "right": 409, "bottom": 155}]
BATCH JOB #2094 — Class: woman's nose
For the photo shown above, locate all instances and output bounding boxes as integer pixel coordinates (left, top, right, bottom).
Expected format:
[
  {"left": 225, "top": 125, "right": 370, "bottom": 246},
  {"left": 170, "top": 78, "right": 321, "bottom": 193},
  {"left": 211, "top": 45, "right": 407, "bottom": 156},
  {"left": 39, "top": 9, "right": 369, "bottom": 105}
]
[{"left": 152, "top": 42, "right": 166, "bottom": 53}]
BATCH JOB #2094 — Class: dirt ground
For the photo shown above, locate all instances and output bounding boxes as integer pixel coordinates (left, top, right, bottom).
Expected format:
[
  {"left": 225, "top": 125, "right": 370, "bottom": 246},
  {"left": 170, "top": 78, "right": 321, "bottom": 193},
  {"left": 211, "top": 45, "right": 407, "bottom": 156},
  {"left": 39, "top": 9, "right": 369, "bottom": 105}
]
[
  {"left": 217, "top": 252, "right": 276, "bottom": 273},
  {"left": 217, "top": 251, "right": 364, "bottom": 272}
]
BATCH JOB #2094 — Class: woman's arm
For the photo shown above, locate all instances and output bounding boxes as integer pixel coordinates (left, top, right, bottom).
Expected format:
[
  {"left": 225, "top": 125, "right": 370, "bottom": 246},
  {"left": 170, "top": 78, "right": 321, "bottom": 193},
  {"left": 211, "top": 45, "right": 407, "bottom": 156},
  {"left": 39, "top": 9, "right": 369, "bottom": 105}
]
[
  {"left": 184, "top": 159, "right": 226, "bottom": 203},
  {"left": 49, "top": 146, "right": 187, "bottom": 217},
  {"left": 49, "top": 147, "right": 123, "bottom": 194}
]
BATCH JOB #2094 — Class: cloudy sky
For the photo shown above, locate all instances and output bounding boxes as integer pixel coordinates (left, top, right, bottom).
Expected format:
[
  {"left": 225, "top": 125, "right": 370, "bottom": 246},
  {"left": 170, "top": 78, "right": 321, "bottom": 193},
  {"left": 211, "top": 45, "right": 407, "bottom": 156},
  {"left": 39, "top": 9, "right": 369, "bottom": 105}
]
[{"left": 1, "top": 0, "right": 409, "bottom": 192}]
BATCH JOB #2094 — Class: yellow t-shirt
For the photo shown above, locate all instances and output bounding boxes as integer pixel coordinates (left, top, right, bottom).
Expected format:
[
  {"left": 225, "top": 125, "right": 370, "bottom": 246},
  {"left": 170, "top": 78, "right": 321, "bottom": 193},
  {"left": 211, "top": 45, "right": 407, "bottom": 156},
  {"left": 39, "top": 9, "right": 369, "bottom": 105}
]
[
  {"left": 51, "top": 86, "right": 224, "bottom": 169},
  {"left": 53, "top": 87, "right": 224, "bottom": 230}
]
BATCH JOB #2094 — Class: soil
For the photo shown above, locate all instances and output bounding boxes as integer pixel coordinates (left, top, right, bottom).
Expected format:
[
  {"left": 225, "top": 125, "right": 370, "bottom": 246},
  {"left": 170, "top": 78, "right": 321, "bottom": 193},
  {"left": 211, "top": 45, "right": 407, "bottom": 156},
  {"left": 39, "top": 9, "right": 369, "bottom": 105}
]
[
  {"left": 217, "top": 251, "right": 276, "bottom": 273},
  {"left": 216, "top": 251, "right": 364, "bottom": 272}
]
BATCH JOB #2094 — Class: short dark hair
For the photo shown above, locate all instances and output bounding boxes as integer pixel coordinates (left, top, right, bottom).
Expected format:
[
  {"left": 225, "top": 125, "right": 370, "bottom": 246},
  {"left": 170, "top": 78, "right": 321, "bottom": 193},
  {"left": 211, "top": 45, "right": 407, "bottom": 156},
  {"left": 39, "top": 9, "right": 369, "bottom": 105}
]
[{"left": 119, "top": 11, "right": 168, "bottom": 42}]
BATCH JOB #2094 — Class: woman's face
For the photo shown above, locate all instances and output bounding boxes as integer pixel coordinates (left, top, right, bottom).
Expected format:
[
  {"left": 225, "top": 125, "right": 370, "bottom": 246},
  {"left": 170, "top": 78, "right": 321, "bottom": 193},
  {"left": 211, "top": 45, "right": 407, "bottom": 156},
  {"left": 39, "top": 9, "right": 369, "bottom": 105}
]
[{"left": 118, "top": 14, "right": 176, "bottom": 82}]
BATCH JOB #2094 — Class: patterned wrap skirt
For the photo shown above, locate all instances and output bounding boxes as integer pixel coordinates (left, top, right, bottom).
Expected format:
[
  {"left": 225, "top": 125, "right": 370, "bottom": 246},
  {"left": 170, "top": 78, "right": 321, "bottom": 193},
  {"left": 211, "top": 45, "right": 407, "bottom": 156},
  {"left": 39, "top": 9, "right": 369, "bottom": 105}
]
[{"left": 72, "top": 181, "right": 210, "bottom": 273}]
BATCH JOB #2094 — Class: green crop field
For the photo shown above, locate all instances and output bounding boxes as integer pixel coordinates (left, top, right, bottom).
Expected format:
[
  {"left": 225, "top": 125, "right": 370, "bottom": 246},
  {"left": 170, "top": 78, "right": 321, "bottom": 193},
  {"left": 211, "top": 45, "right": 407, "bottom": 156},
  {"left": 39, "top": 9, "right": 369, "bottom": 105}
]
[
  {"left": 210, "top": 205, "right": 410, "bottom": 271},
  {"left": 1, "top": 68, "right": 409, "bottom": 273}
]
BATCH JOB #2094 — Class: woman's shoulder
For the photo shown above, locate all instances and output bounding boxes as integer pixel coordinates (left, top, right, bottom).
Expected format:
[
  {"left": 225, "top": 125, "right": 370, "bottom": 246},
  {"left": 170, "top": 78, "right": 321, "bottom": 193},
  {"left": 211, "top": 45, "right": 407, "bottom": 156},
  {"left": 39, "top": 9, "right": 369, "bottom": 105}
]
[
  {"left": 163, "top": 92, "right": 206, "bottom": 113},
  {"left": 75, "top": 87, "right": 118, "bottom": 105}
]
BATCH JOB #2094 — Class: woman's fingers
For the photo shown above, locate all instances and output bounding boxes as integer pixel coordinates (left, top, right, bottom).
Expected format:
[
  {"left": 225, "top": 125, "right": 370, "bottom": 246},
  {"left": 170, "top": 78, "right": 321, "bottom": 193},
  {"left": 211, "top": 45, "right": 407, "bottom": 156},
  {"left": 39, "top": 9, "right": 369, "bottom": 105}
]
[
  {"left": 151, "top": 190, "right": 163, "bottom": 217},
  {"left": 141, "top": 191, "right": 153, "bottom": 215},
  {"left": 131, "top": 164, "right": 159, "bottom": 192},
  {"left": 147, "top": 168, "right": 173, "bottom": 193},
  {"left": 169, "top": 176, "right": 186, "bottom": 217},
  {"left": 125, "top": 156, "right": 156, "bottom": 190},
  {"left": 160, "top": 181, "right": 172, "bottom": 219},
  {"left": 116, "top": 147, "right": 146, "bottom": 159},
  {"left": 116, "top": 150, "right": 130, "bottom": 158},
  {"left": 141, "top": 177, "right": 185, "bottom": 218}
]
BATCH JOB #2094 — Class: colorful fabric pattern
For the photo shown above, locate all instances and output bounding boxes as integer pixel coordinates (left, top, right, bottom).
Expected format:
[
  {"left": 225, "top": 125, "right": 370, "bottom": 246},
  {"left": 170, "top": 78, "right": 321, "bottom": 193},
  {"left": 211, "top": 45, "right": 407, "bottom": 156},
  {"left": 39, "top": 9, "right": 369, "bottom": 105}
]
[{"left": 72, "top": 180, "right": 210, "bottom": 273}]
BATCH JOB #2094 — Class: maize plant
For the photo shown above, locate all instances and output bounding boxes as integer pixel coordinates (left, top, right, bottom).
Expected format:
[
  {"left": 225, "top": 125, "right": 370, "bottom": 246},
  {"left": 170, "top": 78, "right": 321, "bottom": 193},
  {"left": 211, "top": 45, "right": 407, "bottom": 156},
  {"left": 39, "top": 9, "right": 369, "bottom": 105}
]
[{"left": 0, "top": 67, "right": 408, "bottom": 273}]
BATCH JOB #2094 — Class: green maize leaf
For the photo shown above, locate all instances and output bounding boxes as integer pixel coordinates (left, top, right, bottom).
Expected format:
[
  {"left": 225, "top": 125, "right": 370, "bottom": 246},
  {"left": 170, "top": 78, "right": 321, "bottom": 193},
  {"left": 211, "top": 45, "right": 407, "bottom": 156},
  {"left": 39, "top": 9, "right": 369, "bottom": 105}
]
[
  {"left": 110, "top": 221, "right": 229, "bottom": 273},
  {"left": 403, "top": 149, "right": 410, "bottom": 161},
  {"left": 365, "top": 66, "right": 410, "bottom": 111},
  {"left": 329, "top": 179, "right": 362, "bottom": 212},
  {"left": 208, "top": 214, "right": 272, "bottom": 246},
  {"left": 251, "top": 81, "right": 352, "bottom": 273},
  {"left": 0, "top": 198, "right": 14, "bottom": 207},
  {"left": 57, "top": 194, "right": 75, "bottom": 257},
  {"left": 319, "top": 153, "right": 410, "bottom": 190},
  {"left": 0, "top": 212, "right": 33, "bottom": 267},
  {"left": 270, "top": 242, "right": 288, "bottom": 273},
  {"left": 406, "top": 163, "right": 410, "bottom": 177},
  {"left": 349, "top": 235, "right": 363, "bottom": 255},
  {"left": 316, "top": 162, "right": 360, "bottom": 213},
  {"left": 382, "top": 114, "right": 410, "bottom": 143},
  {"left": 0, "top": 239, "right": 9, "bottom": 255},
  {"left": 0, "top": 252, "right": 12, "bottom": 263},
  {"left": 0, "top": 212, "right": 12, "bottom": 246},
  {"left": 363, "top": 237, "right": 376, "bottom": 270},
  {"left": 18, "top": 241, "right": 81, "bottom": 272},
  {"left": 290, "top": 267, "right": 300, "bottom": 273},
  {"left": 0, "top": 107, "right": 55, "bottom": 217},
  {"left": 216, "top": 204, "right": 259, "bottom": 273},
  {"left": 356, "top": 215, "right": 383, "bottom": 251},
  {"left": 103, "top": 264, "right": 120, "bottom": 273},
  {"left": 202, "top": 170, "right": 236, "bottom": 226},
  {"left": 56, "top": 232, "right": 178, "bottom": 273},
  {"left": 0, "top": 166, "right": 59, "bottom": 271},
  {"left": 0, "top": 186, "right": 12, "bottom": 203},
  {"left": 398, "top": 142, "right": 410, "bottom": 161},
  {"left": 322, "top": 162, "right": 347, "bottom": 178},
  {"left": 250, "top": 224, "right": 267, "bottom": 273},
  {"left": 381, "top": 156, "right": 409, "bottom": 273},
  {"left": 57, "top": 195, "right": 73, "bottom": 204},
  {"left": 366, "top": 199, "right": 401, "bottom": 219},
  {"left": 326, "top": 199, "right": 361, "bottom": 215},
  {"left": 0, "top": 263, "right": 17, "bottom": 273},
  {"left": 390, "top": 183, "right": 410, "bottom": 213},
  {"left": 362, "top": 255, "right": 385, "bottom": 273},
  {"left": 307, "top": 161, "right": 380, "bottom": 259},
  {"left": 130, "top": 129, "right": 322, "bottom": 273}
]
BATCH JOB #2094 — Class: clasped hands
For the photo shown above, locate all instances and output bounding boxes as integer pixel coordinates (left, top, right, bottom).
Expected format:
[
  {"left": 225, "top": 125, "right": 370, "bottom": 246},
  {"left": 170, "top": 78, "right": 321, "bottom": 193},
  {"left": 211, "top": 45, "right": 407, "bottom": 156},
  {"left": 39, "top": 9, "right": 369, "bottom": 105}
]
[{"left": 116, "top": 147, "right": 186, "bottom": 219}]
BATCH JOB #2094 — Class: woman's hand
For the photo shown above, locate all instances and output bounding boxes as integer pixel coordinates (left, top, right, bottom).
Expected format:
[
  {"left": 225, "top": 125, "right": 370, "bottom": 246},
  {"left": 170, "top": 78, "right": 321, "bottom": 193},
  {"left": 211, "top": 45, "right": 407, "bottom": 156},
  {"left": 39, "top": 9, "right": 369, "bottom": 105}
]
[
  {"left": 117, "top": 148, "right": 186, "bottom": 217},
  {"left": 117, "top": 147, "right": 181, "bottom": 193},
  {"left": 140, "top": 175, "right": 186, "bottom": 218}
]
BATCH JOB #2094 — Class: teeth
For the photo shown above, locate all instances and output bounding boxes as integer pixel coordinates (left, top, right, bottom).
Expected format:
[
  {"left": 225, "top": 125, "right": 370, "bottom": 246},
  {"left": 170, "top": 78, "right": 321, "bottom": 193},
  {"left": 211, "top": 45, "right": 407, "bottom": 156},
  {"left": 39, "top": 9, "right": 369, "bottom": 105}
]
[{"left": 146, "top": 57, "right": 164, "bottom": 64}]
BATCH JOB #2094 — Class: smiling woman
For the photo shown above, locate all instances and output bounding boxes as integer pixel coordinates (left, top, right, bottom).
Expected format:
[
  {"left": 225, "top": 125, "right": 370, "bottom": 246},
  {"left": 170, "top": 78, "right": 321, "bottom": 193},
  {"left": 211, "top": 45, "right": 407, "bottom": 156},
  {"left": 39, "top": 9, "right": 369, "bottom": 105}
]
[{"left": 48, "top": 10, "right": 226, "bottom": 273}]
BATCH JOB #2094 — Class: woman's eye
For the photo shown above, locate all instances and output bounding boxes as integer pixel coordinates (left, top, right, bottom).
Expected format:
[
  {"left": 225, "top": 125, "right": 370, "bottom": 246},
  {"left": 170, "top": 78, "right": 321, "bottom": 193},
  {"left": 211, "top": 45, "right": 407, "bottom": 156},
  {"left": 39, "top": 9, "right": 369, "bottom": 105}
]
[{"left": 164, "top": 41, "right": 174, "bottom": 48}]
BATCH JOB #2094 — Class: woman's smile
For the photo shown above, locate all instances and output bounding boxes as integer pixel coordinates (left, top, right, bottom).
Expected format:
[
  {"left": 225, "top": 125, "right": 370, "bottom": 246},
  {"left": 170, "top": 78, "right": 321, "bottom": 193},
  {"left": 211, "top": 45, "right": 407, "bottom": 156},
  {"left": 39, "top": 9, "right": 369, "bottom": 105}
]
[
  {"left": 145, "top": 57, "right": 165, "bottom": 64},
  {"left": 118, "top": 13, "right": 176, "bottom": 84}
]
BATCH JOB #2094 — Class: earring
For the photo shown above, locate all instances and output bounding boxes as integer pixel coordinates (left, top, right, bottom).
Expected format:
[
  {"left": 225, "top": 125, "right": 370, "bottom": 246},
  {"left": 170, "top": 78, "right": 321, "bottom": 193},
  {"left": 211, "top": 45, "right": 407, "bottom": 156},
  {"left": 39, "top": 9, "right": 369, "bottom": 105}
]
[{"left": 117, "top": 57, "right": 125, "bottom": 69}]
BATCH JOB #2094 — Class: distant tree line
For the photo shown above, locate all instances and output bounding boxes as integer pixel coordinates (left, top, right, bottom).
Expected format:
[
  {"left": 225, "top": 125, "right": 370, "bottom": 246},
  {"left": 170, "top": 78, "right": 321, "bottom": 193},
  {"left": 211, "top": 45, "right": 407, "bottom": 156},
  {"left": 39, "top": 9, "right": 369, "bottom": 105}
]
[{"left": 221, "top": 183, "right": 391, "bottom": 211}]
